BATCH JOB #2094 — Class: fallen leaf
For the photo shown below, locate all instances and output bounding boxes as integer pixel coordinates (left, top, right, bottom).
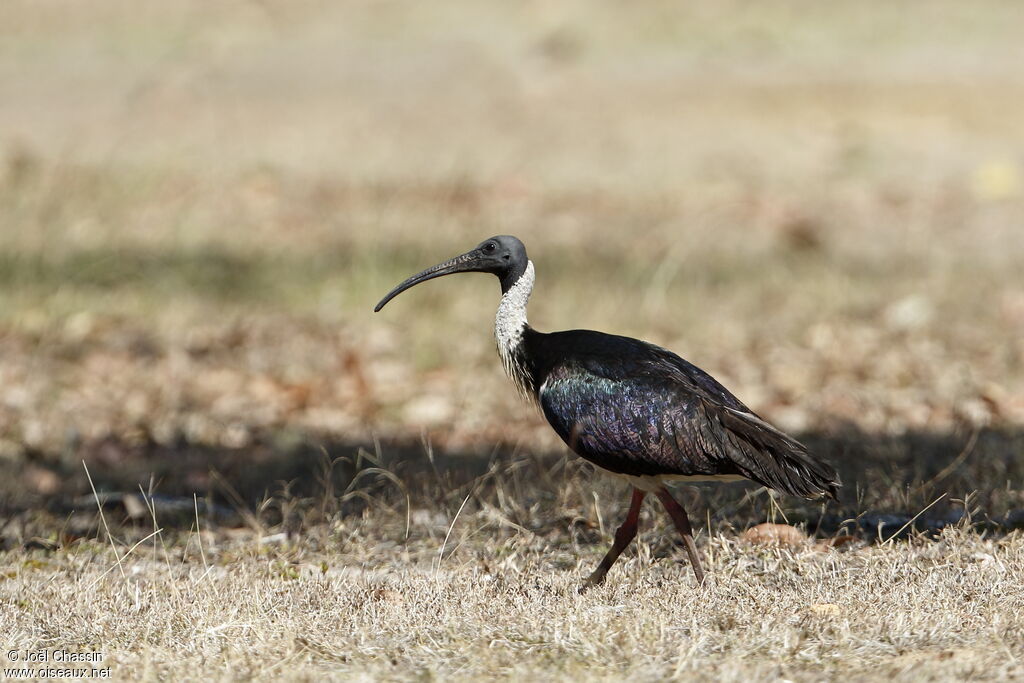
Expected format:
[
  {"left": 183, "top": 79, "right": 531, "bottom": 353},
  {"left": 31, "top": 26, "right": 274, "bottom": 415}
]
[
  {"left": 805, "top": 603, "right": 841, "bottom": 617},
  {"left": 741, "top": 523, "right": 807, "bottom": 547},
  {"left": 813, "top": 534, "right": 858, "bottom": 551},
  {"left": 24, "top": 465, "right": 61, "bottom": 496}
]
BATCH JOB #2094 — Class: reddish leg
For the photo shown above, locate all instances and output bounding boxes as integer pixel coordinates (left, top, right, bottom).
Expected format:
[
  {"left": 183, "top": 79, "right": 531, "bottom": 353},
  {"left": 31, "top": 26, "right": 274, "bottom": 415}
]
[
  {"left": 583, "top": 488, "right": 646, "bottom": 588},
  {"left": 654, "top": 487, "right": 706, "bottom": 584}
]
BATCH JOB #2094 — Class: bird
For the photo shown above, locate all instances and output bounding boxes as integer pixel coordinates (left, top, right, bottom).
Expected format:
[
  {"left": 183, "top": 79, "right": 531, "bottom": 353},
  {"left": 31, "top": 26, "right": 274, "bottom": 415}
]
[{"left": 375, "top": 235, "right": 839, "bottom": 587}]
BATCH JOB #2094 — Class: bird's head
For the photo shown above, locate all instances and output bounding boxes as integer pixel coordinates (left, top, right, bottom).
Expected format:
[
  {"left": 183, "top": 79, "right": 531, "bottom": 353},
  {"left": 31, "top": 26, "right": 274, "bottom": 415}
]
[{"left": 374, "top": 235, "right": 529, "bottom": 312}]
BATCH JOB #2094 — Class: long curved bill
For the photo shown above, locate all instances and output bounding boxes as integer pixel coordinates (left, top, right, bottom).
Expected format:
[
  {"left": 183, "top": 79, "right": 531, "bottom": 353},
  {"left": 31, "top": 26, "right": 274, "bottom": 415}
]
[{"left": 374, "top": 250, "right": 482, "bottom": 312}]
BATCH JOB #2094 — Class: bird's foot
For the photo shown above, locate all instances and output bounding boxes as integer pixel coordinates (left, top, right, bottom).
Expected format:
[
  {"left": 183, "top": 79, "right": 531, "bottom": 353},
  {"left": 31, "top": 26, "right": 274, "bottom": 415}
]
[{"left": 578, "top": 571, "right": 607, "bottom": 594}]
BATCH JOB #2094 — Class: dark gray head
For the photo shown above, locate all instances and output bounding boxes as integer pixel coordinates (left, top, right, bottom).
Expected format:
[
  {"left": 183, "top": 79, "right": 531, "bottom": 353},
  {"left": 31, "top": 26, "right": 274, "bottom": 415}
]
[{"left": 374, "top": 235, "right": 529, "bottom": 312}]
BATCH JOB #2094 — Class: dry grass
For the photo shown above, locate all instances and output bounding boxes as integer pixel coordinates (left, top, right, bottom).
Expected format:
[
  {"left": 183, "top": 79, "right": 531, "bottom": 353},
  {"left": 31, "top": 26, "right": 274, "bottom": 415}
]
[
  {"left": 3, "top": 492, "right": 1024, "bottom": 681},
  {"left": 2, "top": 0, "right": 1024, "bottom": 680}
]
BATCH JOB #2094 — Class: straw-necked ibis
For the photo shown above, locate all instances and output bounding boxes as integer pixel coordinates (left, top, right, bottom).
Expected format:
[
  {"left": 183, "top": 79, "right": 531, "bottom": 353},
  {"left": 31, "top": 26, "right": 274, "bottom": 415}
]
[{"left": 375, "top": 235, "right": 839, "bottom": 586}]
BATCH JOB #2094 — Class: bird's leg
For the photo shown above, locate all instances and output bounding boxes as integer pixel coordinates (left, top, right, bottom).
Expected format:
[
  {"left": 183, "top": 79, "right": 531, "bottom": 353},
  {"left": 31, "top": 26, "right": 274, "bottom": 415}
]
[
  {"left": 654, "top": 487, "right": 706, "bottom": 585},
  {"left": 583, "top": 487, "right": 646, "bottom": 589}
]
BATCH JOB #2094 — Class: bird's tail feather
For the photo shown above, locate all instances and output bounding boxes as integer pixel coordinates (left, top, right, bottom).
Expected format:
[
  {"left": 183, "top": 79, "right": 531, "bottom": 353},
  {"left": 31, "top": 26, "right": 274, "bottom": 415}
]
[{"left": 720, "top": 408, "right": 840, "bottom": 500}]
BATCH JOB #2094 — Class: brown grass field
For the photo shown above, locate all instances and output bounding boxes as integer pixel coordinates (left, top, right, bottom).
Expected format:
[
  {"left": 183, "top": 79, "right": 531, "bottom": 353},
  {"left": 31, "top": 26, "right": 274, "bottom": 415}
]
[{"left": 2, "top": 1, "right": 1024, "bottom": 680}]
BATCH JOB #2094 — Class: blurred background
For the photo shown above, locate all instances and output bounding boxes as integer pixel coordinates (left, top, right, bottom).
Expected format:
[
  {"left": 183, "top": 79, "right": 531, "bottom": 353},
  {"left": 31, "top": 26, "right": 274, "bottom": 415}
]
[{"left": 2, "top": 1, "right": 1023, "bottom": 526}]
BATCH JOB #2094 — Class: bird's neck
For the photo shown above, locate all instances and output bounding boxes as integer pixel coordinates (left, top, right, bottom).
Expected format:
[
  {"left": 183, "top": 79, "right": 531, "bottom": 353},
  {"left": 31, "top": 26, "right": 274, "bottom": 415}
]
[{"left": 495, "top": 260, "right": 535, "bottom": 395}]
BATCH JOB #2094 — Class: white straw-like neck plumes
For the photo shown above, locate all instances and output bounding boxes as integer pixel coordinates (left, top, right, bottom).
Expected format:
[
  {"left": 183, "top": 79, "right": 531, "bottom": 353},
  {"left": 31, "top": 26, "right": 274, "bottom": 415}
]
[{"left": 495, "top": 260, "right": 534, "bottom": 395}]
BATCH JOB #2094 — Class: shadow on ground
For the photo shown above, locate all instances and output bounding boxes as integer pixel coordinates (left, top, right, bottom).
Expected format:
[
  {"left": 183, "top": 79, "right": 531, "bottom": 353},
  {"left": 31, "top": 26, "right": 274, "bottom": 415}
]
[{"left": 2, "top": 425, "right": 1022, "bottom": 545}]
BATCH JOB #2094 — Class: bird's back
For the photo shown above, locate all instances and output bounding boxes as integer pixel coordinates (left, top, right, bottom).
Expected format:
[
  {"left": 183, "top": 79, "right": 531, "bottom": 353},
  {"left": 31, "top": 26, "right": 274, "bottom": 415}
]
[{"left": 522, "top": 328, "right": 839, "bottom": 499}]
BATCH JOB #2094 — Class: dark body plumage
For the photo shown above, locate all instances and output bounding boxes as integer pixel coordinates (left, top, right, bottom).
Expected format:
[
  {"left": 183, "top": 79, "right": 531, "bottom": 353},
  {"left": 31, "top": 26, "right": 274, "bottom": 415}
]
[
  {"left": 513, "top": 328, "right": 839, "bottom": 500},
  {"left": 375, "top": 234, "right": 840, "bottom": 586}
]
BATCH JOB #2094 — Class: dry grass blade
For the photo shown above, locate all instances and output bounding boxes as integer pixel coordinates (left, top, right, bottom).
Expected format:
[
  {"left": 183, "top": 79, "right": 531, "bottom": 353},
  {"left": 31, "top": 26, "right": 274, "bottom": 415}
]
[
  {"left": 883, "top": 493, "right": 949, "bottom": 544},
  {"left": 917, "top": 430, "right": 980, "bottom": 492},
  {"left": 436, "top": 487, "right": 475, "bottom": 575},
  {"left": 83, "top": 527, "right": 164, "bottom": 592},
  {"left": 193, "top": 493, "right": 211, "bottom": 579},
  {"left": 209, "top": 469, "right": 266, "bottom": 535},
  {"left": 341, "top": 466, "right": 412, "bottom": 539},
  {"left": 83, "top": 460, "right": 126, "bottom": 580}
]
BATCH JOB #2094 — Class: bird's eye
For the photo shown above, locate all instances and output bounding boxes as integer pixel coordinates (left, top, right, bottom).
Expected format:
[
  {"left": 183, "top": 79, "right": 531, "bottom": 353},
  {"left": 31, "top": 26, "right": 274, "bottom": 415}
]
[{"left": 483, "top": 242, "right": 496, "bottom": 253}]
